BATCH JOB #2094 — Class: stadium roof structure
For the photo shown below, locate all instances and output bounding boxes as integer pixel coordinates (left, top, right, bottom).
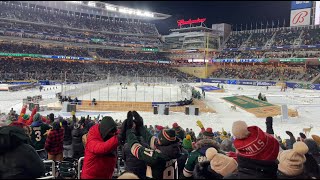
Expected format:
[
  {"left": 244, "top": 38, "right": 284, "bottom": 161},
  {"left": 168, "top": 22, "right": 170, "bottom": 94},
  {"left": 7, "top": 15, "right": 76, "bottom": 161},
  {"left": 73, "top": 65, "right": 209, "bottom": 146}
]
[{"left": 16, "top": 1, "right": 171, "bottom": 20}]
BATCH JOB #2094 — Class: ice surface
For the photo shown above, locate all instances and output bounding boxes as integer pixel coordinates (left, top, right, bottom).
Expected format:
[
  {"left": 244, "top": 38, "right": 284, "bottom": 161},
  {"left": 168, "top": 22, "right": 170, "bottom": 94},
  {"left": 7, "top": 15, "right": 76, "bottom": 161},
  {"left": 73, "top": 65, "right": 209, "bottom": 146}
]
[{"left": 0, "top": 82, "right": 319, "bottom": 139}]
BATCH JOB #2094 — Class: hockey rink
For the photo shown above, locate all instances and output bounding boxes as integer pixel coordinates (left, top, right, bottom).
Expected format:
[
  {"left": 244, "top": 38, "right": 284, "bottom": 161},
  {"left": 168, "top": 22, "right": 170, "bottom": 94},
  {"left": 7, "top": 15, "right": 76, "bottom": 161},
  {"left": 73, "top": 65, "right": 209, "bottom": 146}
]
[{"left": 0, "top": 82, "right": 319, "bottom": 138}]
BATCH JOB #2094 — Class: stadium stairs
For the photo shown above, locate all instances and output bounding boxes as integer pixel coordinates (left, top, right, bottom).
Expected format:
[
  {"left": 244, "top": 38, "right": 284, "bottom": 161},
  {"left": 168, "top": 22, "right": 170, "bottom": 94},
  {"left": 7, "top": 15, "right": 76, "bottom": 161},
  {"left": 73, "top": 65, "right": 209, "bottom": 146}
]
[{"left": 311, "top": 73, "right": 320, "bottom": 84}]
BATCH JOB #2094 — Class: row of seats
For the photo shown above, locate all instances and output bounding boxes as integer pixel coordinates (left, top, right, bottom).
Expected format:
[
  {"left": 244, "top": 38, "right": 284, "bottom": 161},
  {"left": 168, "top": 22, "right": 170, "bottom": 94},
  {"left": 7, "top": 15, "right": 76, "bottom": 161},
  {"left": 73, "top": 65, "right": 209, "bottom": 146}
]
[{"left": 224, "top": 28, "right": 320, "bottom": 48}]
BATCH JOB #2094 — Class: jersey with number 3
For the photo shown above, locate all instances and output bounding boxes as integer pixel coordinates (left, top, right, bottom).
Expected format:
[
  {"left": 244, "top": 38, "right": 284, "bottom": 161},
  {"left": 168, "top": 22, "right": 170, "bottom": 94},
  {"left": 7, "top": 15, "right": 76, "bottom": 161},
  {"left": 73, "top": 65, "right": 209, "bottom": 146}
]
[{"left": 31, "top": 123, "right": 51, "bottom": 151}]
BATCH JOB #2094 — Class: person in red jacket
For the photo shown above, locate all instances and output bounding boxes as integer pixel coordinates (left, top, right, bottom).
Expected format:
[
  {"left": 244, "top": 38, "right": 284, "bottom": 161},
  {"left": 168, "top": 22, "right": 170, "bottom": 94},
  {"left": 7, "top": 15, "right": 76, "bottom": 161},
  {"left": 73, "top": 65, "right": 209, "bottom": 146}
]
[
  {"left": 18, "top": 105, "right": 49, "bottom": 125},
  {"left": 17, "top": 104, "right": 27, "bottom": 122},
  {"left": 81, "top": 116, "right": 122, "bottom": 179}
]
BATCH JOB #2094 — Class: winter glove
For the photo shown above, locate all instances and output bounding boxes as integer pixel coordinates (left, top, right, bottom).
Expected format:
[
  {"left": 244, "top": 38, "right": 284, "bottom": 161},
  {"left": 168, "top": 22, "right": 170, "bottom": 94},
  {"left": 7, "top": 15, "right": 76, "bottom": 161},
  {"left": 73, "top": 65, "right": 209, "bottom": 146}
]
[
  {"left": 126, "top": 113, "right": 134, "bottom": 130},
  {"left": 132, "top": 111, "right": 143, "bottom": 128},
  {"left": 196, "top": 120, "right": 204, "bottom": 129},
  {"left": 265, "top": 117, "right": 274, "bottom": 135},
  {"left": 119, "top": 111, "right": 133, "bottom": 144},
  {"left": 299, "top": 133, "right": 306, "bottom": 140},
  {"left": 286, "top": 131, "right": 294, "bottom": 138}
]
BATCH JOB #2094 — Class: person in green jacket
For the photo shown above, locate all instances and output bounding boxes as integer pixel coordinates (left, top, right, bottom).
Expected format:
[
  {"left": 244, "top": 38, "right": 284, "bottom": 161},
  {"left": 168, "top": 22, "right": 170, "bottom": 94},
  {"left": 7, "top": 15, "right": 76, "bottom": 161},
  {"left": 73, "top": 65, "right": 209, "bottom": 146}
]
[{"left": 125, "top": 111, "right": 182, "bottom": 179}]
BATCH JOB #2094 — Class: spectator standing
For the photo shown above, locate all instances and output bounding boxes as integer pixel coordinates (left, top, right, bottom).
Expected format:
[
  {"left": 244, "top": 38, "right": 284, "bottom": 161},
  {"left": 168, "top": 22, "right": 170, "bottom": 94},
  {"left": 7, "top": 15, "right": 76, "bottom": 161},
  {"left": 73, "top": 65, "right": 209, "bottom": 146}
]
[
  {"left": 30, "top": 113, "right": 51, "bottom": 159},
  {"left": 45, "top": 121, "right": 64, "bottom": 161},
  {"left": 81, "top": 116, "right": 121, "bottom": 179},
  {"left": 224, "top": 121, "right": 279, "bottom": 179},
  {"left": 0, "top": 126, "right": 45, "bottom": 179}
]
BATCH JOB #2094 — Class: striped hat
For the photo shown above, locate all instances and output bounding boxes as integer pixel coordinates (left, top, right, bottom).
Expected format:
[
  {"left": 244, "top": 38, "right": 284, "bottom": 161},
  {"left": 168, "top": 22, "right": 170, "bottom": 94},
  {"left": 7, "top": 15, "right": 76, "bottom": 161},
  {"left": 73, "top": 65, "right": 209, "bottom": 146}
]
[{"left": 158, "top": 129, "right": 179, "bottom": 146}]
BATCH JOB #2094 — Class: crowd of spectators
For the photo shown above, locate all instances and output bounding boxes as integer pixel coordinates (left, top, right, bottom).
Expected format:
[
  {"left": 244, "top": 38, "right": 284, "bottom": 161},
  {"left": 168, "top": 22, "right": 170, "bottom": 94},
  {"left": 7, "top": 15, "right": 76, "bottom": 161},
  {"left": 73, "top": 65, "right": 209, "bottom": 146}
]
[
  {"left": 0, "top": 43, "right": 90, "bottom": 57},
  {"left": 96, "top": 49, "right": 167, "bottom": 61},
  {"left": 211, "top": 65, "right": 320, "bottom": 82},
  {"left": 0, "top": 20, "right": 161, "bottom": 48},
  {"left": 216, "top": 51, "right": 241, "bottom": 59},
  {"left": 246, "top": 31, "right": 274, "bottom": 48},
  {"left": 223, "top": 27, "right": 320, "bottom": 50},
  {"left": 0, "top": 58, "right": 195, "bottom": 83},
  {"left": 237, "top": 50, "right": 264, "bottom": 59},
  {"left": 224, "top": 33, "right": 251, "bottom": 48},
  {"left": 0, "top": 3, "right": 159, "bottom": 36},
  {"left": 215, "top": 48, "right": 320, "bottom": 59},
  {"left": 0, "top": 41, "right": 166, "bottom": 61},
  {"left": 301, "top": 28, "right": 320, "bottom": 46},
  {"left": 0, "top": 107, "right": 319, "bottom": 179},
  {"left": 272, "top": 29, "right": 301, "bottom": 47}
]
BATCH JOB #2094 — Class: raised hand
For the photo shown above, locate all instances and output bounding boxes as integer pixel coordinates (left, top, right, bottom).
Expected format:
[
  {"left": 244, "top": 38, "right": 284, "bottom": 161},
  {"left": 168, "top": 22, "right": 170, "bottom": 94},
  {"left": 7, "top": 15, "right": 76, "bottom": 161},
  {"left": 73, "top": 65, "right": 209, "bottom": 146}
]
[{"left": 132, "top": 111, "right": 143, "bottom": 128}]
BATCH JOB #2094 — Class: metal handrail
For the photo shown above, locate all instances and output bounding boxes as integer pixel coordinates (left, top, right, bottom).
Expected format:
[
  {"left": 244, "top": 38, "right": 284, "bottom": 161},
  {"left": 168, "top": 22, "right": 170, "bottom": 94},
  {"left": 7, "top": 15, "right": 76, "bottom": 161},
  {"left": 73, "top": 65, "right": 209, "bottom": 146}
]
[
  {"left": 77, "top": 157, "right": 84, "bottom": 179},
  {"left": 37, "top": 160, "right": 55, "bottom": 179}
]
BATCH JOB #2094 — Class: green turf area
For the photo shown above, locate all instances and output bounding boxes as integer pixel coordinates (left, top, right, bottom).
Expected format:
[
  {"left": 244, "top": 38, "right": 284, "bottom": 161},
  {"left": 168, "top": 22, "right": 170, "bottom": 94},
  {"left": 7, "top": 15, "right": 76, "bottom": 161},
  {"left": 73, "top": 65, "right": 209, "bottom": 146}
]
[{"left": 222, "top": 95, "right": 274, "bottom": 109}]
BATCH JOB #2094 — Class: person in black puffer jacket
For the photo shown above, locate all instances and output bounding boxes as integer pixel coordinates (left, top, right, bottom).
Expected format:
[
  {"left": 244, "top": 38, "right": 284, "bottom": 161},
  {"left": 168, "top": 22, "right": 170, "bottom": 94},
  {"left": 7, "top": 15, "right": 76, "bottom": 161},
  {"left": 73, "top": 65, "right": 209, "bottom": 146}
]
[
  {"left": 0, "top": 126, "right": 45, "bottom": 179},
  {"left": 62, "top": 112, "right": 76, "bottom": 159},
  {"left": 122, "top": 111, "right": 147, "bottom": 179},
  {"left": 71, "top": 122, "right": 85, "bottom": 159},
  {"left": 122, "top": 136, "right": 148, "bottom": 179}
]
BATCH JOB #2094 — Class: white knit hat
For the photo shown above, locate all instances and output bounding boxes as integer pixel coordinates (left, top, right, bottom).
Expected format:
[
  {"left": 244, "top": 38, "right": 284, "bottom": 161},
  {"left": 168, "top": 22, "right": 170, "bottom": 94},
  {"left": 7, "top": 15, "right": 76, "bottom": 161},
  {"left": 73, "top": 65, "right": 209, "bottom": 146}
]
[
  {"left": 278, "top": 141, "right": 309, "bottom": 176},
  {"left": 206, "top": 148, "right": 238, "bottom": 177}
]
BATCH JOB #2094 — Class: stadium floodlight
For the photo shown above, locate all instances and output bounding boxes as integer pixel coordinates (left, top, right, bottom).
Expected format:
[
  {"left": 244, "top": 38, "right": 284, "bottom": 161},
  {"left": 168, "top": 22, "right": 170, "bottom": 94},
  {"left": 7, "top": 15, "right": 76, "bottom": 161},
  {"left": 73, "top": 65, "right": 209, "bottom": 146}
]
[
  {"left": 69, "top": 1, "right": 82, "bottom": 4},
  {"left": 88, "top": 1, "right": 96, "bottom": 7},
  {"left": 119, "top": 7, "right": 154, "bottom": 18},
  {"left": 105, "top": 5, "right": 117, "bottom": 11}
]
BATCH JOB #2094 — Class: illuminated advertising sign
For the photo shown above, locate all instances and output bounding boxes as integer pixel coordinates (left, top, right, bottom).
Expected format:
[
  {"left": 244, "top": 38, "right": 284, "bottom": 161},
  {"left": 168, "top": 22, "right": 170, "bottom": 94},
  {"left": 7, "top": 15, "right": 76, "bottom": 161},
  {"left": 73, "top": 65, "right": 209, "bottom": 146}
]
[
  {"left": 315, "top": 1, "right": 320, "bottom": 25},
  {"left": 291, "top": 1, "right": 312, "bottom": 10},
  {"left": 0, "top": 52, "right": 93, "bottom": 60},
  {"left": 290, "top": 8, "right": 311, "bottom": 26},
  {"left": 141, "top": 48, "right": 159, "bottom": 52},
  {"left": 177, "top": 18, "right": 206, "bottom": 27}
]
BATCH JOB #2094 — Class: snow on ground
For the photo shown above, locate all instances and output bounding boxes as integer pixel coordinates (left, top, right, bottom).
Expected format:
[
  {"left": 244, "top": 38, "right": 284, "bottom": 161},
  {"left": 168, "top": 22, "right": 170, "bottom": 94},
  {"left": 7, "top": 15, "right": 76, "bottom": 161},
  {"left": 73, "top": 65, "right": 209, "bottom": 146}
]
[{"left": 0, "top": 82, "right": 319, "bottom": 139}]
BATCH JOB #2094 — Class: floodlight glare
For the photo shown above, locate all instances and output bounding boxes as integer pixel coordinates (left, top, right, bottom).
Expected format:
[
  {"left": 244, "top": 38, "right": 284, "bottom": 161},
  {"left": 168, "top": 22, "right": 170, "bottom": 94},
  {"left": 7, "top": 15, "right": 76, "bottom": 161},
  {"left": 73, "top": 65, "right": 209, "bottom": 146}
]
[{"left": 88, "top": 1, "right": 95, "bottom": 7}]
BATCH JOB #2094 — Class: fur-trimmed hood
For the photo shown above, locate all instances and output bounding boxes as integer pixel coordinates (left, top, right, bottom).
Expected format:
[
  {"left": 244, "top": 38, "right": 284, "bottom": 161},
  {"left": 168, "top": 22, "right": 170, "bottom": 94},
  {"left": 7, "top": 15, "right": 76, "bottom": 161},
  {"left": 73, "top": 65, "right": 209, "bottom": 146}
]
[
  {"left": 195, "top": 139, "right": 220, "bottom": 151},
  {"left": 193, "top": 161, "right": 223, "bottom": 179}
]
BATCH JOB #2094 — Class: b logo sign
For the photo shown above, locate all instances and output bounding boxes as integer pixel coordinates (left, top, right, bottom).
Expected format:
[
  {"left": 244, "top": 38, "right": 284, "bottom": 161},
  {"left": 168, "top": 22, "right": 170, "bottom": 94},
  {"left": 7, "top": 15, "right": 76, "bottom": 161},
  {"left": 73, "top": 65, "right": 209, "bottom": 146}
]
[
  {"left": 292, "top": 10, "right": 308, "bottom": 24},
  {"left": 290, "top": 8, "right": 311, "bottom": 26}
]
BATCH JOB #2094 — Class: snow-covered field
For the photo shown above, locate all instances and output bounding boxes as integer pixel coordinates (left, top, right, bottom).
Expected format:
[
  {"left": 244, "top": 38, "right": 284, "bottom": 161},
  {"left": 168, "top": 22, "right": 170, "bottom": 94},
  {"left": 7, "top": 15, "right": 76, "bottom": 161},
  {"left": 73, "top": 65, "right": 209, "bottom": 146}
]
[{"left": 0, "top": 82, "right": 319, "bottom": 139}]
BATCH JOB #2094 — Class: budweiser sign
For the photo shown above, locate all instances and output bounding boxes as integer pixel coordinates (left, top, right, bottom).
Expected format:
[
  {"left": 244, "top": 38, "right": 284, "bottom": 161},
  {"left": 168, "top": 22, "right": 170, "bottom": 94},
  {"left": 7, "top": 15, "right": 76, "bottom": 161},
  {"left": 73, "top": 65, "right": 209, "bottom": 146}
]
[{"left": 177, "top": 18, "right": 206, "bottom": 27}]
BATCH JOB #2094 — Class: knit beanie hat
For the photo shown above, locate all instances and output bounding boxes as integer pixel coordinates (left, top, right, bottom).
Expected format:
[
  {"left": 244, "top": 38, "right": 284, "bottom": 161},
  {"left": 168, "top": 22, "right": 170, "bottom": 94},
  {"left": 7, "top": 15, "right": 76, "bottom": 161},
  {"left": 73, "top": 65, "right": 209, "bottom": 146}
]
[
  {"left": 278, "top": 141, "right": 309, "bottom": 176},
  {"left": 172, "top": 122, "right": 179, "bottom": 129},
  {"left": 203, "top": 128, "right": 214, "bottom": 137},
  {"left": 182, "top": 134, "right": 193, "bottom": 150},
  {"left": 157, "top": 129, "right": 178, "bottom": 146},
  {"left": 156, "top": 125, "right": 164, "bottom": 131},
  {"left": 49, "top": 113, "right": 55, "bottom": 123},
  {"left": 117, "top": 172, "right": 139, "bottom": 179},
  {"left": 22, "top": 114, "right": 29, "bottom": 120},
  {"left": 99, "top": 116, "right": 117, "bottom": 141},
  {"left": 206, "top": 148, "right": 238, "bottom": 177},
  {"left": 311, "top": 135, "right": 320, "bottom": 146},
  {"left": 232, "top": 121, "right": 279, "bottom": 161},
  {"left": 33, "top": 113, "right": 41, "bottom": 122}
]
